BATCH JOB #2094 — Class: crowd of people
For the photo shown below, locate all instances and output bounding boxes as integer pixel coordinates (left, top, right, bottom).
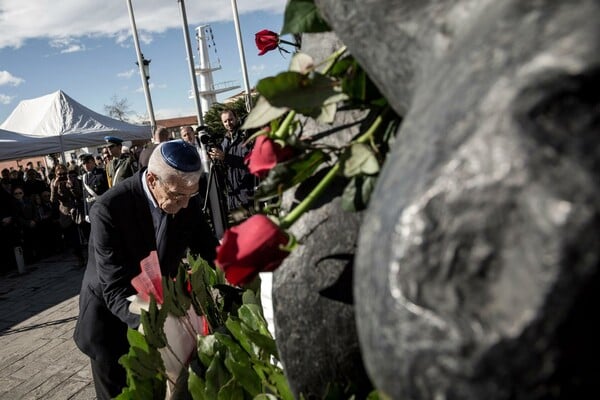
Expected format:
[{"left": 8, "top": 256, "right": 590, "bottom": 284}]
[
  {"left": 0, "top": 155, "right": 109, "bottom": 274},
  {"left": 1, "top": 108, "right": 257, "bottom": 277}
]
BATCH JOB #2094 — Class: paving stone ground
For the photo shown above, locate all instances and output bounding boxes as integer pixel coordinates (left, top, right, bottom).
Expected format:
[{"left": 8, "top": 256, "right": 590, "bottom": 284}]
[{"left": 0, "top": 253, "right": 95, "bottom": 400}]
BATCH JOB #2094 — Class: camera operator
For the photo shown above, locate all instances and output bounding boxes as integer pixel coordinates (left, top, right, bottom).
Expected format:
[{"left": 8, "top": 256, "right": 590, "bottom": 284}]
[
  {"left": 50, "top": 164, "right": 85, "bottom": 268},
  {"left": 207, "top": 109, "right": 256, "bottom": 221}
]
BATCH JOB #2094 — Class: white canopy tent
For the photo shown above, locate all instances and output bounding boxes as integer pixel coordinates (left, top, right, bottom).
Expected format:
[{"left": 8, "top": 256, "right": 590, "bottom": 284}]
[
  {"left": 0, "top": 90, "right": 151, "bottom": 161},
  {"left": 0, "top": 128, "right": 60, "bottom": 161}
]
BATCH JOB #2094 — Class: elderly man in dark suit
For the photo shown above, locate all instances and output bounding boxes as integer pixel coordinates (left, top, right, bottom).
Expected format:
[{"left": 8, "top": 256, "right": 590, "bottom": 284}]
[{"left": 73, "top": 140, "right": 218, "bottom": 399}]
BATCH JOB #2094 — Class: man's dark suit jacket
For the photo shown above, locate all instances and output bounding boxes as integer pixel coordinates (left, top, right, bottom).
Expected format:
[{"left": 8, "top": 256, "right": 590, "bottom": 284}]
[{"left": 73, "top": 170, "right": 218, "bottom": 362}]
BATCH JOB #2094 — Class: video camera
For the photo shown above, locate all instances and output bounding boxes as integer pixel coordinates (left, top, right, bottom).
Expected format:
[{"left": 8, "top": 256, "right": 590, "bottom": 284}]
[{"left": 195, "top": 126, "right": 219, "bottom": 151}]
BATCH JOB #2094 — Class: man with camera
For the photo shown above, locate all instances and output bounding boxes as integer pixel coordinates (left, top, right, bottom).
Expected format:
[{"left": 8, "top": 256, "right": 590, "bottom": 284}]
[{"left": 208, "top": 109, "right": 256, "bottom": 221}]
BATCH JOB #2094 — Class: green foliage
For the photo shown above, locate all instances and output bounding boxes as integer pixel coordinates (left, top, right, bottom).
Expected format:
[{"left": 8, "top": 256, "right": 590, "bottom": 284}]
[
  {"left": 203, "top": 95, "right": 259, "bottom": 140},
  {"left": 281, "top": 0, "right": 331, "bottom": 35},
  {"left": 254, "top": 149, "right": 328, "bottom": 201},
  {"left": 118, "top": 257, "right": 291, "bottom": 399}
]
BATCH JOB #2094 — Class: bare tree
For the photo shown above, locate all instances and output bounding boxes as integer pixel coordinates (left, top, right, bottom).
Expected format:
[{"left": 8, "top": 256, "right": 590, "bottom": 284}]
[{"left": 104, "top": 95, "right": 132, "bottom": 122}]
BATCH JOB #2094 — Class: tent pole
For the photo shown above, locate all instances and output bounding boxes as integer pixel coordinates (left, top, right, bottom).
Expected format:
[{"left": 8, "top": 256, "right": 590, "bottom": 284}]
[{"left": 126, "top": 0, "right": 156, "bottom": 133}]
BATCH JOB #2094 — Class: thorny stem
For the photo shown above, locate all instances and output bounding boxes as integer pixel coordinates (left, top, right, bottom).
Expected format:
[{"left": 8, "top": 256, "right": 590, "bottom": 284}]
[{"left": 279, "top": 107, "right": 390, "bottom": 230}]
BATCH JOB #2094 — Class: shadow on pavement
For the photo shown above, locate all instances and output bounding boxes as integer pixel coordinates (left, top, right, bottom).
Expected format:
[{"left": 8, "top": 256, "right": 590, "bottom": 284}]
[{"left": 0, "top": 251, "right": 85, "bottom": 335}]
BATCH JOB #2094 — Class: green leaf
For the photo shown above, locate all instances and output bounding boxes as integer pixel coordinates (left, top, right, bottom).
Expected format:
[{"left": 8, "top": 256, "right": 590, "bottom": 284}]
[
  {"left": 197, "top": 334, "right": 217, "bottom": 368},
  {"left": 257, "top": 71, "right": 347, "bottom": 116},
  {"left": 254, "top": 395, "right": 279, "bottom": 400},
  {"left": 238, "top": 305, "right": 269, "bottom": 336},
  {"left": 242, "top": 289, "right": 260, "bottom": 307},
  {"left": 366, "top": 390, "right": 393, "bottom": 400},
  {"left": 269, "top": 370, "right": 295, "bottom": 400},
  {"left": 241, "top": 96, "right": 288, "bottom": 130},
  {"left": 205, "top": 355, "right": 231, "bottom": 399},
  {"left": 281, "top": 0, "right": 331, "bottom": 34},
  {"left": 224, "top": 351, "right": 262, "bottom": 396},
  {"left": 126, "top": 328, "right": 149, "bottom": 351},
  {"left": 188, "top": 368, "right": 207, "bottom": 400},
  {"left": 341, "top": 175, "right": 377, "bottom": 212},
  {"left": 140, "top": 299, "right": 167, "bottom": 349},
  {"left": 217, "top": 378, "right": 245, "bottom": 400},
  {"left": 339, "top": 143, "right": 380, "bottom": 177},
  {"left": 254, "top": 150, "right": 328, "bottom": 200},
  {"left": 214, "top": 332, "right": 253, "bottom": 365},
  {"left": 225, "top": 318, "right": 260, "bottom": 359},
  {"left": 240, "top": 327, "right": 279, "bottom": 360}
]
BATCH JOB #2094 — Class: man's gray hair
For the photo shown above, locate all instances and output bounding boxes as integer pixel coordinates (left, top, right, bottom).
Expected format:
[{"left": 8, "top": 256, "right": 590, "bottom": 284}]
[{"left": 147, "top": 142, "right": 202, "bottom": 186}]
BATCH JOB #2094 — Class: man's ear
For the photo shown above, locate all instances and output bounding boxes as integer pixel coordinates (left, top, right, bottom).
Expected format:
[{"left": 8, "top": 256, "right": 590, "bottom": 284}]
[{"left": 146, "top": 172, "right": 157, "bottom": 187}]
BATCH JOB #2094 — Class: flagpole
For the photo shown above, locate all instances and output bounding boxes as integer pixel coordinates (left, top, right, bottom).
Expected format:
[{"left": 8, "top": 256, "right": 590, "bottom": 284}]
[
  {"left": 230, "top": 0, "right": 252, "bottom": 112},
  {"left": 177, "top": 0, "right": 204, "bottom": 126},
  {"left": 125, "top": 0, "right": 156, "bottom": 132}
]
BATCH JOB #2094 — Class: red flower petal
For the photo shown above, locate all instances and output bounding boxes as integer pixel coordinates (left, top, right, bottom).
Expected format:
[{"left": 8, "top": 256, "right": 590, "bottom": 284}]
[
  {"left": 216, "top": 215, "right": 289, "bottom": 286},
  {"left": 255, "top": 29, "right": 280, "bottom": 56},
  {"left": 246, "top": 135, "right": 295, "bottom": 178}
]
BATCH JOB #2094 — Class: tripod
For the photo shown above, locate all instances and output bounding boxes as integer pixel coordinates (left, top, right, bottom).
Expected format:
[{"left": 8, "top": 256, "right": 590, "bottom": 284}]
[{"left": 196, "top": 136, "right": 228, "bottom": 238}]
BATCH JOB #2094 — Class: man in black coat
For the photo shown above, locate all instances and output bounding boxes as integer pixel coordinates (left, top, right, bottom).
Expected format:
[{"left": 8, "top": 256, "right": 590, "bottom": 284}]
[
  {"left": 73, "top": 140, "right": 219, "bottom": 399},
  {"left": 80, "top": 154, "right": 109, "bottom": 224},
  {"left": 208, "top": 108, "right": 257, "bottom": 220}
]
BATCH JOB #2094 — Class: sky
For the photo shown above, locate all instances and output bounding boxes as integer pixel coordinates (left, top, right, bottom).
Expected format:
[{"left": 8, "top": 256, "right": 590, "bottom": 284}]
[{"left": 0, "top": 0, "right": 291, "bottom": 125}]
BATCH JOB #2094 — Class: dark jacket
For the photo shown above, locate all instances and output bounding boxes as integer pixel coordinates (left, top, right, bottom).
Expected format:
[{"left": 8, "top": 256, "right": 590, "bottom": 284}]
[
  {"left": 220, "top": 129, "right": 256, "bottom": 211},
  {"left": 138, "top": 142, "right": 158, "bottom": 170},
  {"left": 73, "top": 170, "right": 218, "bottom": 362},
  {"left": 82, "top": 167, "right": 109, "bottom": 219}
]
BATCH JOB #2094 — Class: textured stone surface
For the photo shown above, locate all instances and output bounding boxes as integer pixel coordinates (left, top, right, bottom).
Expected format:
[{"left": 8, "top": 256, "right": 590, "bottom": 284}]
[
  {"left": 314, "top": 0, "right": 600, "bottom": 398},
  {"left": 272, "top": 32, "right": 374, "bottom": 399}
]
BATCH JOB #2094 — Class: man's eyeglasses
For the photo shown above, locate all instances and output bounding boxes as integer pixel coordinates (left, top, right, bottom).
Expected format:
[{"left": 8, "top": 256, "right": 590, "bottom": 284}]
[{"left": 156, "top": 177, "right": 199, "bottom": 201}]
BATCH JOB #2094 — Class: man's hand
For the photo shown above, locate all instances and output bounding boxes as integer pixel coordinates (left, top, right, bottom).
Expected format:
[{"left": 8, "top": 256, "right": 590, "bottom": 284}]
[{"left": 208, "top": 148, "right": 225, "bottom": 161}]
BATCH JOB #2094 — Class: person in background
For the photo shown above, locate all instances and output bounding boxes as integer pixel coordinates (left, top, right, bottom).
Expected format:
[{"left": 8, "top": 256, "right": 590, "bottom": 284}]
[
  {"left": 138, "top": 126, "right": 170, "bottom": 169},
  {"left": 1, "top": 168, "right": 12, "bottom": 193},
  {"left": 73, "top": 140, "right": 218, "bottom": 399},
  {"left": 1, "top": 186, "right": 20, "bottom": 274},
  {"left": 50, "top": 164, "right": 85, "bottom": 268},
  {"left": 12, "top": 186, "right": 39, "bottom": 262},
  {"left": 9, "top": 169, "right": 24, "bottom": 191},
  {"left": 208, "top": 108, "right": 256, "bottom": 221},
  {"left": 36, "top": 190, "right": 60, "bottom": 258},
  {"left": 180, "top": 125, "right": 196, "bottom": 145},
  {"left": 81, "top": 153, "right": 109, "bottom": 233},
  {"left": 23, "top": 168, "right": 49, "bottom": 198},
  {"left": 104, "top": 136, "right": 137, "bottom": 187}
]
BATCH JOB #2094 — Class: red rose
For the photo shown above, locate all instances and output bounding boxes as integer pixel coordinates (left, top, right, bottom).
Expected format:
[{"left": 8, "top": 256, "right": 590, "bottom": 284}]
[
  {"left": 216, "top": 214, "right": 290, "bottom": 286},
  {"left": 255, "top": 29, "right": 280, "bottom": 56},
  {"left": 245, "top": 135, "right": 295, "bottom": 178}
]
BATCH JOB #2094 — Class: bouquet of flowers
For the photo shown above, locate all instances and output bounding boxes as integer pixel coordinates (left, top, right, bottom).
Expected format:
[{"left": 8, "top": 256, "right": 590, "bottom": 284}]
[{"left": 116, "top": 251, "right": 291, "bottom": 400}]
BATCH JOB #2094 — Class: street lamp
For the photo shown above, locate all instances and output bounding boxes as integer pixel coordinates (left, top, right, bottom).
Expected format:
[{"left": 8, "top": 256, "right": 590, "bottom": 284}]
[
  {"left": 126, "top": 0, "right": 156, "bottom": 132},
  {"left": 136, "top": 55, "right": 151, "bottom": 81}
]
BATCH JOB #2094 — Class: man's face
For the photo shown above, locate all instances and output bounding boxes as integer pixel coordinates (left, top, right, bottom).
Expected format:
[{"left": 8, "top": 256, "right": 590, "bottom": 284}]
[
  {"left": 107, "top": 143, "right": 122, "bottom": 157},
  {"left": 221, "top": 112, "right": 238, "bottom": 134},
  {"left": 181, "top": 128, "right": 195, "bottom": 144},
  {"left": 84, "top": 159, "right": 95, "bottom": 172},
  {"left": 147, "top": 172, "right": 200, "bottom": 215}
]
